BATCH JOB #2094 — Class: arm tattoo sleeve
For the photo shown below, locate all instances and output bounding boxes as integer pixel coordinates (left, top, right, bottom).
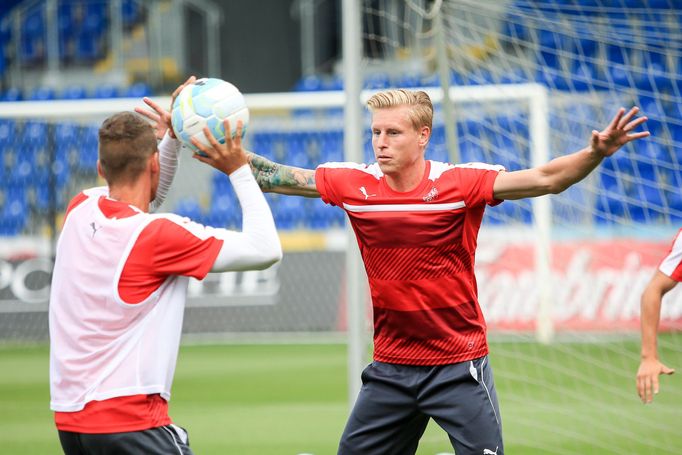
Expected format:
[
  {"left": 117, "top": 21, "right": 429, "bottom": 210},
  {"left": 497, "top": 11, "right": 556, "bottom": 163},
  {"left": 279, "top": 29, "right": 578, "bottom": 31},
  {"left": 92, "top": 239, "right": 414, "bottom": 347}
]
[{"left": 246, "top": 151, "right": 315, "bottom": 193}]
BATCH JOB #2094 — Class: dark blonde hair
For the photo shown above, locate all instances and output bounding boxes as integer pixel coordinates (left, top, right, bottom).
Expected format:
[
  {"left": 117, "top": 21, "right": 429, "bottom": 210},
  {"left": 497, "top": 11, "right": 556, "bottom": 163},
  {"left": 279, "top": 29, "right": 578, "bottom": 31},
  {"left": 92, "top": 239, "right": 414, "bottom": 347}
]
[
  {"left": 98, "top": 112, "right": 157, "bottom": 185},
  {"left": 366, "top": 89, "right": 434, "bottom": 131}
]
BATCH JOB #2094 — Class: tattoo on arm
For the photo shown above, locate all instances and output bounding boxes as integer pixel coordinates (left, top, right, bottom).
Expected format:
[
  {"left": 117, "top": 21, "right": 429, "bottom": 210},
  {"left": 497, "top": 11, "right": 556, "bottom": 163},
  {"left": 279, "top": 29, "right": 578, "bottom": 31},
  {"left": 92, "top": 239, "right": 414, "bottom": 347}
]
[{"left": 246, "top": 151, "right": 317, "bottom": 196}]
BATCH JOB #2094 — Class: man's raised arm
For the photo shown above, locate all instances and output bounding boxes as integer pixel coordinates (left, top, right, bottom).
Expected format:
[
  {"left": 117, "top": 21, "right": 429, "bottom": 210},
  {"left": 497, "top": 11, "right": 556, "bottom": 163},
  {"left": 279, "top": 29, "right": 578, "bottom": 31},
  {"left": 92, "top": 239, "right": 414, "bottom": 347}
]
[{"left": 493, "top": 106, "right": 649, "bottom": 201}]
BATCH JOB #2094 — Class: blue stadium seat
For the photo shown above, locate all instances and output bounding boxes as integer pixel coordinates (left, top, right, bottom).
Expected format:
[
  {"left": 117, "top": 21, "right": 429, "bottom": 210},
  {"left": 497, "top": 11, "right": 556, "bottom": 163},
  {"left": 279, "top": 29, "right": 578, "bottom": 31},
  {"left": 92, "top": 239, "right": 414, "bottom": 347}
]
[
  {"left": 28, "top": 86, "right": 56, "bottom": 101},
  {"left": 61, "top": 85, "right": 87, "bottom": 100},
  {"left": 570, "top": 61, "right": 605, "bottom": 91},
  {"left": 0, "top": 196, "right": 28, "bottom": 235},
  {"left": 536, "top": 66, "right": 569, "bottom": 91},
  {"left": 1, "top": 87, "right": 23, "bottom": 101},
  {"left": 175, "top": 197, "right": 203, "bottom": 221},
  {"left": 499, "top": 68, "right": 528, "bottom": 85},
  {"left": 293, "top": 75, "right": 323, "bottom": 92},
  {"left": 364, "top": 73, "right": 390, "bottom": 90},
  {"left": 273, "top": 195, "right": 306, "bottom": 230},
  {"left": 209, "top": 192, "right": 240, "bottom": 229},
  {"left": 666, "top": 190, "right": 682, "bottom": 223},
  {"left": 21, "top": 10, "right": 45, "bottom": 64},
  {"left": 395, "top": 73, "right": 422, "bottom": 88},
  {"left": 594, "top": 191, "right": 626, "bottom": 224},
  {"left": 321, "top": 75, "right": 343, "bottom": 91},
  {"left": 427, "top": 144, "right": 449, "bottom": 163},
  {"left": 500, "top": 12, "right": 529, "bottom": 43},
  {"left": 305, "top": 197, "right": 340, "bottom": 230},
  {"left": 122, "top": 0, "right": 143, "bottom": 28},
  {"left": 125, "top": 82, "right": 152, "bottom": 98},
  {"left": 93, "top": 83, "right": 119, "bottom": 99},
  {"left": 78, "top": 126, "right": 99, "bottom": 170},
  {"left": 627, "top": 184, "right": 664, "bottom": 222},
  {"left": 75, "top": 30, "right": 103, "bottom": 61},
  {"left": 22, "top": 120, "right": 48, "bottom": 147},
  {"left": 83, "top": 3, "right": 107, "bottom": 33},
  {"left": 0, "top": 119, "right": 16, "bottom": 146},
  {"left": 13, "top": 146, "right": 40, "bottom": 184},
  {"left": 55, "top": 122, "right": 79, "bottom": 143}
]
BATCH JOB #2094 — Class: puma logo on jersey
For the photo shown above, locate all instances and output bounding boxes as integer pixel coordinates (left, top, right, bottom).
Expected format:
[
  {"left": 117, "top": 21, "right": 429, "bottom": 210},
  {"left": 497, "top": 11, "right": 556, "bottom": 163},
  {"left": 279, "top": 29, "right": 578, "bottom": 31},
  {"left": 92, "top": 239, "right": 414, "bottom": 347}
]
[
  {"left": 90, "top": 222, "right": 101, "bottom": 238},
  {"left": 483, "top": 447, "right": 498, "bottom": 455},
  {"left": 422, "top": 187, "right": 439, "bottom": 202},
  {"left": 359, "top": 186, "right": 376, "bottom": 199}
]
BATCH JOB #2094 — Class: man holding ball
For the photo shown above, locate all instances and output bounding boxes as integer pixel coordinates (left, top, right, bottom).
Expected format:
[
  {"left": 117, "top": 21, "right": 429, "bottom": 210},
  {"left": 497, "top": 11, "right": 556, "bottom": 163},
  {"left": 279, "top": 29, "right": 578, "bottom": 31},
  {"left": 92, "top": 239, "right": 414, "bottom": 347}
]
[{"left": 48, "top": 77, "right": 281, "bottom": 455}]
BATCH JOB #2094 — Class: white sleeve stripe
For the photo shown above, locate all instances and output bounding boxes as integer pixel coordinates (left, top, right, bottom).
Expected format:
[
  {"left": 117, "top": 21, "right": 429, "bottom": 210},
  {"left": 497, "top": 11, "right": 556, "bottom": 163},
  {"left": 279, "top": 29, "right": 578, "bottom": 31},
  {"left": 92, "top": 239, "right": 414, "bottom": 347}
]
[
  {"left": 454, "top": 162, "right": 506, "bottom": 172},
  {"left": 343, "top": 201, "right": 465, "bottom": 213},
  {"left": 660, "top": 231, "right": 682, "bottom": 278},
  {"left": 318, "top": 161, "right": 383, "bottom": 179}
]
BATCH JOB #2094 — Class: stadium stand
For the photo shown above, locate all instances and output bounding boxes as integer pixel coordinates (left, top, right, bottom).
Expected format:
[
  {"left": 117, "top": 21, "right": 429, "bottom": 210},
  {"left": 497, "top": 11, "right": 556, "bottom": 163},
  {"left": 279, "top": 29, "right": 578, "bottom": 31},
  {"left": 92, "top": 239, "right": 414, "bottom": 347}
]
[{"left": 1, "top": 0, "right": 681, "bottom": 233}]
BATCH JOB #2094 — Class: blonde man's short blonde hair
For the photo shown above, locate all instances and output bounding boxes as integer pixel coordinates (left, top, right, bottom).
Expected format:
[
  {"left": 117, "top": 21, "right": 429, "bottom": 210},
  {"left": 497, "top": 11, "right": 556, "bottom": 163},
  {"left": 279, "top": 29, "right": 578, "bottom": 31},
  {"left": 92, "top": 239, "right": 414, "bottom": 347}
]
[{"left": 366, "top": 89, "right": 433, "bottom": 131}]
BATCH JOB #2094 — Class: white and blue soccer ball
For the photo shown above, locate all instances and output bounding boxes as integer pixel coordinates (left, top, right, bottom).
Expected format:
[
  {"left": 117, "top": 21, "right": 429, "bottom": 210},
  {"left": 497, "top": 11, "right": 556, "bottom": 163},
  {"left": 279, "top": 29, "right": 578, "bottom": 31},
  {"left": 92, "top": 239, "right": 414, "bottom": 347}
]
[{"left": 171, "top": 77, "right": 249, "bottom": 154}]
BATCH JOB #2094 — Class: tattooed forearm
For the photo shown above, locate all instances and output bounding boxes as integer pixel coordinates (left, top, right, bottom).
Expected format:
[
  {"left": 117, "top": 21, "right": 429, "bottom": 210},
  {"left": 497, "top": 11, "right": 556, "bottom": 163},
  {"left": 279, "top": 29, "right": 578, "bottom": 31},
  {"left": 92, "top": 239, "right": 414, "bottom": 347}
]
[
  {"left": 246, "top": 151, "right": 319, "bottom": 197},
  {"left": 246, "top": 152, "right": 279, "bottom": 190}
]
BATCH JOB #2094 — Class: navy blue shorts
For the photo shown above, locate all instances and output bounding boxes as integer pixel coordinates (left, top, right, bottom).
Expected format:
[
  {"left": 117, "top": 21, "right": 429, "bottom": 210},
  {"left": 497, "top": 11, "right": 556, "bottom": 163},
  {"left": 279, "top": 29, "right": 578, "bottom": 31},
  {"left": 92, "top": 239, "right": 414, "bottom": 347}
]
[
  {"left": 58, "top": 424, "right": 193, "bottom": 455},
  {"left": 338, "top": 356, "right": 503, "bottom": 455}
]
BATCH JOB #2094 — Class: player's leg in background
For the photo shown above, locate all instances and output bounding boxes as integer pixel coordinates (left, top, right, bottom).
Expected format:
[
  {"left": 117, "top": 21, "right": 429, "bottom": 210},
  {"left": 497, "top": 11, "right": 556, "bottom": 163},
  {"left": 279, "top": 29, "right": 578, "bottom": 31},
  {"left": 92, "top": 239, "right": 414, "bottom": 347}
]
[
  {"left": 420, "top": 356, "right": 504, "bottom": 455},
  {"left": 337, "top": 362, "right": 430, "bottom": 455}
]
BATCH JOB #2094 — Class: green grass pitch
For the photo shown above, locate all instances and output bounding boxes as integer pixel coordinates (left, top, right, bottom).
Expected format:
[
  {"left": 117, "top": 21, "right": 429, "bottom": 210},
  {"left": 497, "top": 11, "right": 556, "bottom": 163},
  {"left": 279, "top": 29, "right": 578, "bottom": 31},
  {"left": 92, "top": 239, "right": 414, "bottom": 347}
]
[{"left": 1, "top": 337, "right": 680, "bottom": 454}]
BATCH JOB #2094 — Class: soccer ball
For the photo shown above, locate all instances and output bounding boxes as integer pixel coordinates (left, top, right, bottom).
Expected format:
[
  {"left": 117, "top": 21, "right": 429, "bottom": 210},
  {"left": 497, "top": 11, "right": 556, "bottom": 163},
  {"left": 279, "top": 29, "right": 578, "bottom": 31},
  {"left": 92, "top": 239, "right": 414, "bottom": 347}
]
[{"left": 171, "top": 77, "right": 249, "bottom": 154}]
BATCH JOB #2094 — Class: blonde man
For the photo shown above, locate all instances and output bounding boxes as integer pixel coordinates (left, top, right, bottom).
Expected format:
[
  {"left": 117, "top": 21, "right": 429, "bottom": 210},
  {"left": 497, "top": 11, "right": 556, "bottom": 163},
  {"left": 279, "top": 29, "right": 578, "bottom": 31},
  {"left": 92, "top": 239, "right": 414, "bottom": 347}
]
[{"left": 243, "top": 89, "right": 648, "bottom": 455}]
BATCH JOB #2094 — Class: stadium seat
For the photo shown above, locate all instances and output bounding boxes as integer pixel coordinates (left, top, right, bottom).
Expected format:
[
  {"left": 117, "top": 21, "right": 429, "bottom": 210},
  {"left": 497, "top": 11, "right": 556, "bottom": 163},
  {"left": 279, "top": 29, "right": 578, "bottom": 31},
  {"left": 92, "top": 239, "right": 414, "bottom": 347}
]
[
  {"left": 499, "top": 67, "right": 528, "bottom": 85},
  {"left": 28, "top": 86, "right": 56, "bottom": 101},
  {"left": 55, "top": 122, "right": 79, "bottom": 143},
  {"left": 125, "top": 82, "right": 152, "bottom": 98},
  {"left": 21, "top": 10, "right": 45, "bottom": 64},
  {"left": 0, "top": 119, "right": 16, "bottom": 146},
  {"left": 570, "top": 61, "right": 605, "bottom": 91},
  {"left": 209, "top": 192, "right": 240, "bottom": 229},
  {"left": 364, "top": 73, "right": 390, "bottom": 90},
  {"left": 1, "top": 87, "right": 23, "bottom": 101},
  {"left": 427, "top": 144, "right": 448, "bottom": 163},
  {"left": 61, "top": 85, "right": 87, "bottom": 100},
  {"left": 122, "top": 0, "right": 143, "bottom": 28},
  {"left": 93, "top": 83, "right": 119, "bottom": 99},
  {"left": 75, "top": 30, "right": 103, "bottom": 61},
  {"left": 627, "top": 184, "right": 664, "bottom": 222},
  {"left": 22, "top": 120, "right": 48, "bottom": 148},
  {"left": 594, "top": 191, "right": 626, "bottom": 224},
  {"left": 666, "top": 190, "right": 682, "bottom": 222},
  {"left": 174, "top": 197, "right": 203, "bottom": 221},
  {"left": 293, "top": 74, "right": 323, "bottom": 92},
  {"left": 321, "top": 75, "right": 344, "bottom": 91},
  {"left": 0, "top": 196, "right": 28, "bottom": 236},
  {"left": 273, "top": 195, "right": 306, "bottom": 230},
  {"left": 82, "top": 3, "right": 107, "bottom": 33},
  {"left": 77, "top": 126, "right": 99, "bottom": 170}
]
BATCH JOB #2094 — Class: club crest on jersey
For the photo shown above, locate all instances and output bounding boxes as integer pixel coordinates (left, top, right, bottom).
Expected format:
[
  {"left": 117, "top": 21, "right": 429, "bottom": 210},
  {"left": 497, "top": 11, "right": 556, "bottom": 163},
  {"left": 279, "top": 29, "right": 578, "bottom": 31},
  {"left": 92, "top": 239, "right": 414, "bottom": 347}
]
[
  {"left": 359, "top": 186, "right": 376, "bottom": 199},
  {"left": 422, "top": 187, "right": 439, "bottom": 202}
]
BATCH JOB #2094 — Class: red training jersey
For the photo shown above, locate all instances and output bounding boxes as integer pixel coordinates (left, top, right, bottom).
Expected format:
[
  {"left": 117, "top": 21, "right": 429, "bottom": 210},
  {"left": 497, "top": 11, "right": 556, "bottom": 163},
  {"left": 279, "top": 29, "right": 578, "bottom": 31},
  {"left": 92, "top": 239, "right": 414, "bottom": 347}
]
[{"left": 316, "top": 160, "right": 503, "bottom": 365}]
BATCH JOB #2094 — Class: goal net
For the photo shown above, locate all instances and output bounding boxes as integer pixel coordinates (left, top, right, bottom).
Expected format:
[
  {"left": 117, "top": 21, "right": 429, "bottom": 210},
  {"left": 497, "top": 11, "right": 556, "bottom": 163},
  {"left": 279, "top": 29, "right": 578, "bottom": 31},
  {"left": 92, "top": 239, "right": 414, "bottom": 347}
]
[{"left": 358, "top": 0, "right": 682, "bottom": 452}]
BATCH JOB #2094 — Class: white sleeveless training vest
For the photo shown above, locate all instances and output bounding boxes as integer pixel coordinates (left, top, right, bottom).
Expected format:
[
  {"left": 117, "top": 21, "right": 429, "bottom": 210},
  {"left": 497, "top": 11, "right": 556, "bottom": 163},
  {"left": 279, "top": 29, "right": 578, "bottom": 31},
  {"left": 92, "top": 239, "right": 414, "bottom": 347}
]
[{"left": 49, "top": 187, "right": 189, "bottom": 412}]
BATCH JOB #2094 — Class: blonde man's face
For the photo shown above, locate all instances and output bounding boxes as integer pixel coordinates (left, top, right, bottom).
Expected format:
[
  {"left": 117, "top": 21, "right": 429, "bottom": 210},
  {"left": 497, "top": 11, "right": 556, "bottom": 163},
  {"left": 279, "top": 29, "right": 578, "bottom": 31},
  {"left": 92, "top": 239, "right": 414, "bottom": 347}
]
[{"left": 370, "top": 106, "right": 429, "bottom": 176}]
